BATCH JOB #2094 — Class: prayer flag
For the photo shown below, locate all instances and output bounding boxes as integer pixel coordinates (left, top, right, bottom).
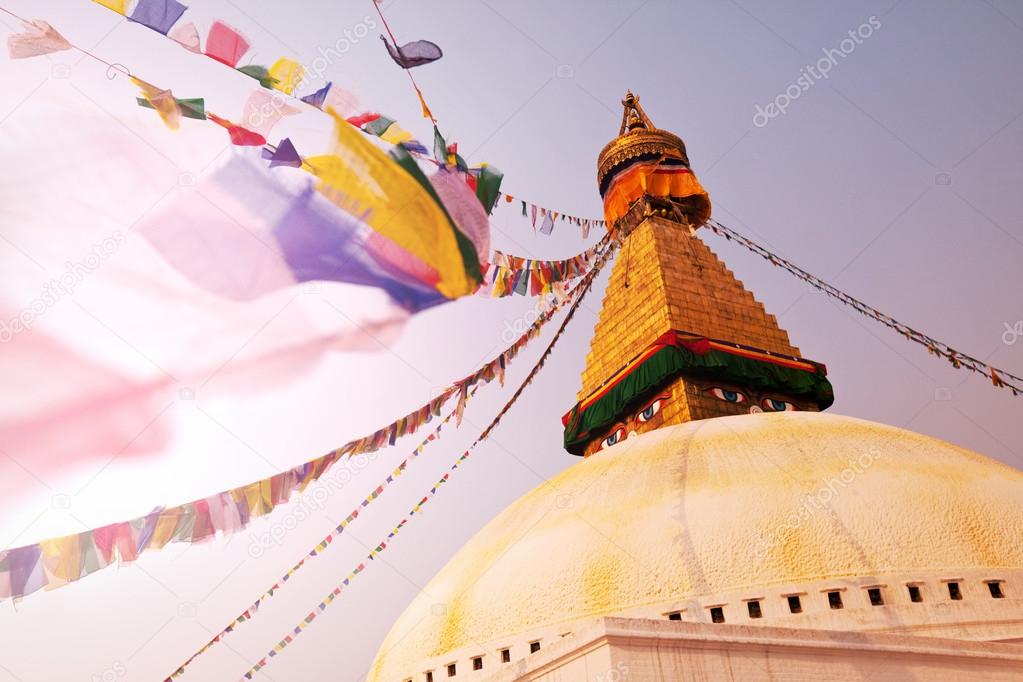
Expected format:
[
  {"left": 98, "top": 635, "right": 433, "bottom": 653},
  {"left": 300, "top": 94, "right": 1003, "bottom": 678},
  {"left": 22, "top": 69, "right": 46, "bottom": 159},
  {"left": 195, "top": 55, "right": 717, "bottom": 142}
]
[
  {"left": 308, "top": 109, "right": 481, "bottom": 299},
  {"left": 379, "top": 34, "right": 443, "bottom": 68},
  {"left": 168, "top": 21, "right": 200, "bottom": 52},
  {"left": 264, "top": 138, "right": 302, "bottom": 168},
  {"left": 205, "top": 20, "right": 250, "bottom": 67},
  {"left": 300, "top": 81, "right": 332, "bottom": 109},
  {"left": 7, "top": 19, "right": 71, "bottom": 59},
  {"left": 269, "top": 57, "right": 304, "bottom": 94},
  {"left": 237, "top": 64, "right": 278, "bottom": 89},
  {"left": 92, "top": 0, "right": 128, "bottom": 13},
  {"left": 207, "top": 112, "right": 266, "bottom": 146},
  {"left": 132, "top": 78, "right": 181, "bottom": 130},
  {"left": 129, "top": 0, "right": 188, "bottom": 35},
  {"left": 474, "top": 164, "right": 504, "bottom": 215}
]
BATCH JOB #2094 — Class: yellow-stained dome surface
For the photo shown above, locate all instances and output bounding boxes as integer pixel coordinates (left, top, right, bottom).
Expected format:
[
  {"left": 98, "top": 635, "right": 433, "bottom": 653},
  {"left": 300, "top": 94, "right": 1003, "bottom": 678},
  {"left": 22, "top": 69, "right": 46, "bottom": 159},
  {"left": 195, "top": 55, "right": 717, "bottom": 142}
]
[{"left": 368, "top": 412, "right": 1023, "bottom": 681}]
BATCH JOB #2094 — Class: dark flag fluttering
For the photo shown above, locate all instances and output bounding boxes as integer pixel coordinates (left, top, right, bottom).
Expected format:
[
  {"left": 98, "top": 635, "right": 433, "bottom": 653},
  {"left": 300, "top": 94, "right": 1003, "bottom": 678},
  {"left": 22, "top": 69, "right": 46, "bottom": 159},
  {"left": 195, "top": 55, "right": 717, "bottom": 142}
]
[{"left": 380, "top": 34, "right": 442, "bottom": 68}]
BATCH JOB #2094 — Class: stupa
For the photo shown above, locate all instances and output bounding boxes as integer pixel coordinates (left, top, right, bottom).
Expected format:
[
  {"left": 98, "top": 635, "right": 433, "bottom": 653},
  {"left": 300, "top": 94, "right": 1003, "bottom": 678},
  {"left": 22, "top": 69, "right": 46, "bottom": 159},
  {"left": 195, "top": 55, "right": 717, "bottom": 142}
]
[{"left": 367, "top": 93, "right": 1023, "bottom": 682}]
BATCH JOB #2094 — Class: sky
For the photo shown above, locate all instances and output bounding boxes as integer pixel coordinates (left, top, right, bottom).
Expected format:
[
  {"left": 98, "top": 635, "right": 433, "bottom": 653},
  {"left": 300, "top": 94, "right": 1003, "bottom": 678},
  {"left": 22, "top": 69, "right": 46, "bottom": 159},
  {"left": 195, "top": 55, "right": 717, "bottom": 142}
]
[{"left": 1, "top": 0, "right": 1022, "bottom": 680}]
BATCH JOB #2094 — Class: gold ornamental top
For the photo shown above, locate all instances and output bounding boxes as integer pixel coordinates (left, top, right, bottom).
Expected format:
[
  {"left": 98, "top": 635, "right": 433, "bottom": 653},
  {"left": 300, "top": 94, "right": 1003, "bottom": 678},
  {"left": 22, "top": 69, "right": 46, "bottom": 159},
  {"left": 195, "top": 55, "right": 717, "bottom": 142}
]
[{"left": 596, "top": 91, "right": 691, "bottom": 192}]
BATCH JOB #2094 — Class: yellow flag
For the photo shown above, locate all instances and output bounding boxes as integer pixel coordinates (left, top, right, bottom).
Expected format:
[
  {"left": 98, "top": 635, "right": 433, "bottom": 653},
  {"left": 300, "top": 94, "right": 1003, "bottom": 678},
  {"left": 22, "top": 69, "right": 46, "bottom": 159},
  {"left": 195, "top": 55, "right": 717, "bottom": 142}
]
[
  {"left": 39, "top": 534, "right": 82, "bottom": 582},
  {"left": 379, "top": 123, "right": 413, "bottom": 145},
  {"left": 308, "top": 108, "right": 476, "bottom": 299},
  {"left": 132, "top": 77, "right": 181, "bottom": 130},
  {"left": 92, "top": 0, "right": 128, "bottom": 14},
  {"left": 268, "top": 57, "right": 304, "bottom": 95}
]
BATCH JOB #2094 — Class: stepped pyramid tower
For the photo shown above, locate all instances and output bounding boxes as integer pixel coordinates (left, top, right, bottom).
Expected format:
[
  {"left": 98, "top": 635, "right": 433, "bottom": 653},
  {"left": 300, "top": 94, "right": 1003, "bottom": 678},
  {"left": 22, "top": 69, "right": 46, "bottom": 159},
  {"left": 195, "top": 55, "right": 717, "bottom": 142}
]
[
  {"left": 563, "top": 91, "right": 832, "bottom": 456},
  {"left": 368, "top": 94, "right": 1023, "bottom": 682}
]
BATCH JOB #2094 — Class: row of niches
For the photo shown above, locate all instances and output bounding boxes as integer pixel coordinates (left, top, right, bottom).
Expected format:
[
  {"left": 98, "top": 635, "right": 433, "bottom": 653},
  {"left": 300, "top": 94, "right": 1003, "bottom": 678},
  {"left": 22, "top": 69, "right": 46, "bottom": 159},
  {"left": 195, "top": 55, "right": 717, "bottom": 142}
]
[
  {"left": 666, "top": 578, "right": 1010, "bottom": 624},
  {"left": 403, "top": 640, "right": 542, "bottom": 682},
  {"left": 399, "top": 575, "right": 1017, "bottom": 681}
]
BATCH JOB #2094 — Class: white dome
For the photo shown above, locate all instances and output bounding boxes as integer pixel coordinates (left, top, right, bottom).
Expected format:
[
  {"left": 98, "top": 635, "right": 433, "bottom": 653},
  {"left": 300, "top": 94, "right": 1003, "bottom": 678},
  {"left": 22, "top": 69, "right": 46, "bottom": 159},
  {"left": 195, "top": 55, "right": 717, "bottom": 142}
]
[{"left": 368, "top": 412, "right": 1023, "bottom": 681}]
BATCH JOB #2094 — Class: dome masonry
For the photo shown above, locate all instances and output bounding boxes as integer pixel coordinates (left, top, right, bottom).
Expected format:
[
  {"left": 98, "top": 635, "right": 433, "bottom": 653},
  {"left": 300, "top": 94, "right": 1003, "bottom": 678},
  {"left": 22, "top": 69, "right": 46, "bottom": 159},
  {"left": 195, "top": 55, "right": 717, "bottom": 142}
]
[{"left": 367, "top": 412, "right": 1023, "bottom": 681}]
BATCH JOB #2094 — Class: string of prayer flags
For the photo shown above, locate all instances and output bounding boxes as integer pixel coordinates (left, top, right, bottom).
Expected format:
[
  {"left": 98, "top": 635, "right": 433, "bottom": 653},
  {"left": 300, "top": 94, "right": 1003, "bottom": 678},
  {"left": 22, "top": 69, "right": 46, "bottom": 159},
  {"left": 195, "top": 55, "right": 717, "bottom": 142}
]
[
  {"left": 132, "top": 77, "right": 181, "bottom": 130},
  {"left": 495, "top": 194, "right": 606, "bottom": 240},
  {"left": 206, "top": 112, "right": 266, "bottom": 146},
  {"left": 204, "top": 20, "right": 250, "bottom": 67},
  {"left": 6, "top": 19, "right": 71, "bottom": 59},
  {"left": 379, "top": 34, "right": 443, "bottom": 69},
  {"left": 268, "top": 57, "right": 304, "bottom": 95},
  {"left": 129, "top": 0, "right": 188, "bottom": 36},
  {"left": 227, "top": 243, "right": 618, "bottom": 682},
  {"left": 477, "top": 236, "right": 609, "bottom": 298},
  {"left": 704, "top": 218, "right": 1023, "bottom": 397},
  {"left": 163, "top": 387, "right": 478, "bottom": 679},
  {"left": 0, "top": 239, "right": 600, "bottom": 603}
]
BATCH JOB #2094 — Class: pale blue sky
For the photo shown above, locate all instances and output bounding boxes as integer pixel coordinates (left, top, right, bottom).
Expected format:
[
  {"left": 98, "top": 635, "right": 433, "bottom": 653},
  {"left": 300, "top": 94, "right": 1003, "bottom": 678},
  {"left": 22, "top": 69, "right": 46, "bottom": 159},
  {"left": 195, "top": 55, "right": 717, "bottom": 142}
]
[{"left": 1, "top": 0, "right": 1022, "bottom": 680}]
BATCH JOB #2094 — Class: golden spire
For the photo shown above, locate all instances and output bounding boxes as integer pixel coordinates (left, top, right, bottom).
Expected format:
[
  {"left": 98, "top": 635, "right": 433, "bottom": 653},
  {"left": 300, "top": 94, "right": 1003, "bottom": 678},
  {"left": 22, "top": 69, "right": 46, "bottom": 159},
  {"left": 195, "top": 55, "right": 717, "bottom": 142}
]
[
  {"left": 562, "top": 93, "right": 832, "bottom": 456},
  {"left": 596, "top": 92, "right": 710, "bottom": 231}
]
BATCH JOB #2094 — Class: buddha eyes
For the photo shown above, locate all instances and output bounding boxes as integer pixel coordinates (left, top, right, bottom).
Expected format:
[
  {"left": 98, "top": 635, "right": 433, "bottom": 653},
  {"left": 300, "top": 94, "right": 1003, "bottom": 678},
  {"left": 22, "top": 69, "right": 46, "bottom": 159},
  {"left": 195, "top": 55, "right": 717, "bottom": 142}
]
[
  {"left": 709, "top": 387, "right": 747, "bottom": 404},
  {"left": 636, "top": 397, "right": 665, "bottom": 423},
  {"left": 762, "top": 398, "right": 796, "bottom": 412},
  {"left": 601, "top": 427, "right": 626, "bottom": 449}
]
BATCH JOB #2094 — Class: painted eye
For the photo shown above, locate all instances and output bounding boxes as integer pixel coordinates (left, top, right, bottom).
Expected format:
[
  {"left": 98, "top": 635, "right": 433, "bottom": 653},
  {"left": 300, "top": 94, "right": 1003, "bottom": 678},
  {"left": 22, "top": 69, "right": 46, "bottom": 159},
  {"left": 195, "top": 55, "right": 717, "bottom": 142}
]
[
  {"left": 601, "top": 427, "right": 626, "bottom": 450},
  {"left": 762, "top": 398, "right": 796, "bottom": 412},
  {"left": 637, "top": 398, "right": 663, "bottom": 423},
  {"left": 709, "top": 387, "right": 747, "bottom": 404}
]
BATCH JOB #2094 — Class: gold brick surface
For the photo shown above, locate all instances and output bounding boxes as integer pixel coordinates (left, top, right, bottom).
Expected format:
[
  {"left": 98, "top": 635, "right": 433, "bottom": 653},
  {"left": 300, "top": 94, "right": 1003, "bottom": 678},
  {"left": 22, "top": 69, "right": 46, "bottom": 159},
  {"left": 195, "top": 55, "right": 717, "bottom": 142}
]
[{"left": 577, "top": 216, "right": 801, "bottom": 401}]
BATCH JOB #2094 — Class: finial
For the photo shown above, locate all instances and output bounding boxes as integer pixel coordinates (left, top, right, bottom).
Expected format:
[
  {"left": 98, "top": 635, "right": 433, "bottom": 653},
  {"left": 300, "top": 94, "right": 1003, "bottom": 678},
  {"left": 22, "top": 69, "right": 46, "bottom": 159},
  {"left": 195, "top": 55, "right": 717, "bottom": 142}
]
[{"left": 619, "top": 90, "right": 653, "bottom": 135}]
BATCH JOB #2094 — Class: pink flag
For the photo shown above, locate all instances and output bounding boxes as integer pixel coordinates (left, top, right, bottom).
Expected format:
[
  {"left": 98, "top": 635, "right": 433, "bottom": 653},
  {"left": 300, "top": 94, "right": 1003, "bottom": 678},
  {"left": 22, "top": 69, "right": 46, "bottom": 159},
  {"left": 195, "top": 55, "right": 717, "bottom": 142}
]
[
  {"left": 168, "top": 21, "right": 200, "bottom": 53},
  {"left": 242, "top": 89, "right": 300, "bottom": 138},
  {"left": 7, "top": 19, "right": 71, "bottom": 59},
  {"left": 205, "top": 20, "right": 250, "bottom": 67}
]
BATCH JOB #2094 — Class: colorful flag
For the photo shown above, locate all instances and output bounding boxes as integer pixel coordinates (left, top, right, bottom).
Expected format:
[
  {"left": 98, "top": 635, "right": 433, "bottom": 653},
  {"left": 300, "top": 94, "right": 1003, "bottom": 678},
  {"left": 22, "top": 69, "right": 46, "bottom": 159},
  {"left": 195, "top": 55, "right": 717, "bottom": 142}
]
[
  {"left": 242, "top": 89, "right": 299, "bottom": 137},
  {"left": 307, "top": 109, "right": 481, "bottom": 299},
  {"left": 132, "top": 77, "right": 181, "bottom": 130},
  {"left": 92, "top": 0, "right": 128, "bottom": 13},
  {"left": 474, "top": 164, "right": 504, "bottom": 215},
  {"left": 269, "top": 57, "right": 304, "bottom": 95},
  {"left": 379, "top": 34, "right": 443, "bottom": 68},
  {"left": 168, "top": 20, "right": 200, "bottom": 52},
  {"left": 540, "top": 210, "right": 555, "bottom": 235},
  {"left": 262, "top": 138, "right": 302, "bottom": 168},
  {"left": 237, "top": 64, "right": 278, "bottom": 89},
  {"left": 207, "top": 113, "right": 267, "bottom": 146},
  {"left": 137, "top": 96, "right": 205, "bottom": 120},
  {"left": 129, "top": 0, "right": 188, "bottom": 35},
  {"left": 6, "top": 19, "right": 71, "bottom": 59},
  {"left": 300, "top": 81, "right": 332, "bottom": 109},
  {"left": 205, "top": 20, "right": 250, "bottom": 67},
  {"left": 429, "top": 168, "right": 490, "bottom": 261}
]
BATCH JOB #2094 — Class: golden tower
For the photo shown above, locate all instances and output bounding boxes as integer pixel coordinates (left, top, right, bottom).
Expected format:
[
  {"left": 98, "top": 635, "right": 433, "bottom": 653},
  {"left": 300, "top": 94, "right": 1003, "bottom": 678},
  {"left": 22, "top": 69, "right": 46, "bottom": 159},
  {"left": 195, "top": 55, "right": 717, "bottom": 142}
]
[{"left": 563, "top": 92, "right": 833, "bottom": 455}]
